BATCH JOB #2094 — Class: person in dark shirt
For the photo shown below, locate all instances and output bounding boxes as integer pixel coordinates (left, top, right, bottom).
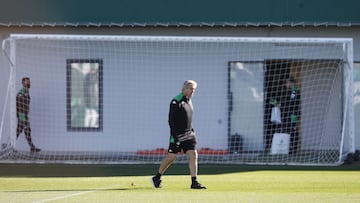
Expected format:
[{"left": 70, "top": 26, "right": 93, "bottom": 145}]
[
  {"left": 16, "top": 77, "right": 40, "bottom": 152},
  {"left": 282, "top": 77, "right": 301, "bottom": 154},
  {"left": 269, "top": 76, "right": 300, "bottom": 154},
  {"left": 152, "top": 80, "right": 206, "bottom": 189}
]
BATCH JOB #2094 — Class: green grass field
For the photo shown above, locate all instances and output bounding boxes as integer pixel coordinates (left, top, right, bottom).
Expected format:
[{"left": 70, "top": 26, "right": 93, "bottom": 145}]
[{"left": 0, "top": 163, "right": 360, "bottom": 203}]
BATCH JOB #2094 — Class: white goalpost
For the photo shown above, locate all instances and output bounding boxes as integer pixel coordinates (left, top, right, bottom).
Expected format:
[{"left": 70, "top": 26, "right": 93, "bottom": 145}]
[{"left": 0, "top": 34, "right": 354, "bottom": 165}]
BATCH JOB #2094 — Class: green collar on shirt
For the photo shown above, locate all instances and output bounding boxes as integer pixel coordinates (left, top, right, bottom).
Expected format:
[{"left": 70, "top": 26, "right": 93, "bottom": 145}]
[{"left": 174, "top": 92, "right": 184, "bottom": 102}]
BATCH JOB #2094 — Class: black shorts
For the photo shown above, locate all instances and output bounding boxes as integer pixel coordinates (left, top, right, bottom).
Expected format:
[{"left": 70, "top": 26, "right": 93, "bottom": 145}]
[{"left": 168, "top": 134, "right": 197, "bottom": 154}]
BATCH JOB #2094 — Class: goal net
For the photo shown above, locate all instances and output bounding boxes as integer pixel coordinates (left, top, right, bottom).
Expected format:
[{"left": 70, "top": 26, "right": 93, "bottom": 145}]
[{"left": 0, "top": 34, "right": 354, "bottom": 165}]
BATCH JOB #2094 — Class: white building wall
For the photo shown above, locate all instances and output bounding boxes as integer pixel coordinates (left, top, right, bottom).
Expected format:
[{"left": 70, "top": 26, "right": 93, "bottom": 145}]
[{"left": 0, "top": 27, "right": 359, "bottom": 152}]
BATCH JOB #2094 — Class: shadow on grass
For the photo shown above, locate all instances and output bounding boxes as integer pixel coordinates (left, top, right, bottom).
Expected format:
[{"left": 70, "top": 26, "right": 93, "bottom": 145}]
[
  {"left": 3, "top": 188, "right": 134, "bottom": 193},
  {"left": 0, "top": 162, "right": 359, "bottom": 177}
]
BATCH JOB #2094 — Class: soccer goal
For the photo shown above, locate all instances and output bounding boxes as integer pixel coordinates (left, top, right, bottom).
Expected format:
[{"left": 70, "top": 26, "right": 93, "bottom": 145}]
[{"left": 0, "top": 34, "right": 354, "bottom": 165}]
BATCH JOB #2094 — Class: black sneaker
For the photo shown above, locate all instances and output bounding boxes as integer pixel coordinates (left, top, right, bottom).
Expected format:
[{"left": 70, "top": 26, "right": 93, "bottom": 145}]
[
  {"left": 191, "top": 181, "right": 207, "bottom": 189},
  {"left": 31, "top": 147, "right": 41, "bottom": 153},
  {"left": 151, "top": 176, "right": 161, "bottom": 188}
]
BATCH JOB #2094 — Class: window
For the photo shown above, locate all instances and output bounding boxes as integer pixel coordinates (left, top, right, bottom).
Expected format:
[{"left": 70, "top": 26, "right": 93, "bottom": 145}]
[
  {"left": 66, "top": 59, "right": 103, "bottom": 131},
  {"left": 228, "top": 61, "right": 264, "bottom": 152}
]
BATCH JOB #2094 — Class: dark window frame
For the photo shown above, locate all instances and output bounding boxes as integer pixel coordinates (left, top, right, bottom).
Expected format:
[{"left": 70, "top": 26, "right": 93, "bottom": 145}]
[{"left": 66, "top": 59, "right": 103, "bottom": 132}]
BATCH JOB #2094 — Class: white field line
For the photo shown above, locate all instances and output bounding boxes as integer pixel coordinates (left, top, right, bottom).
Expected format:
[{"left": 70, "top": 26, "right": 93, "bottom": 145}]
[{"left": 31, "top": 184, "right": 119, "bottom": 203}]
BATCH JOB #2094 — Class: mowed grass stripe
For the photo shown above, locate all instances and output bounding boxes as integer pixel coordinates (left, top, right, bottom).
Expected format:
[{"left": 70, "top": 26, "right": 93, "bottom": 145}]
[{"left": 0, "top": 170, "right": 359, "bottom": 203}]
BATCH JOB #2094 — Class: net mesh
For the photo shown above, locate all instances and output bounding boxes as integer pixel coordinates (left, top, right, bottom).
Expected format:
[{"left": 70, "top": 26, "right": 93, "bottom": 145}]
[{"left": 0, "top": 35, "right": 354, "bottom": 165}]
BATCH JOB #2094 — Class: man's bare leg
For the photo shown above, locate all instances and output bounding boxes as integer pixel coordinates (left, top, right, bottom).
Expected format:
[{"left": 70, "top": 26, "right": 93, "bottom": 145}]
[
  {"left": 158, "top": 153, "right": 177, "bottom": 174},
  {"left": 151, "top": 153, "right": 176, "bottom": 188},
  {"left": 187, "top": 149, "right": 206, "bottom": 189},
  {"left": 186, "top": 149, "right": 198, "bottom": 177}
]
